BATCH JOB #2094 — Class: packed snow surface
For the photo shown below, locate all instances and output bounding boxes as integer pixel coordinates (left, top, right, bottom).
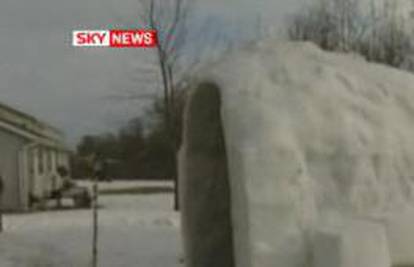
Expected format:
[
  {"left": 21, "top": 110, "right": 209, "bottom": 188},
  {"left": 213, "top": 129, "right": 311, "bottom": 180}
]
[
  {"left": 0, "top": 181, "right": 182, "bottom": 267},
  {"left": 180, "top": 41, "right": 414, "bottom": 267}
]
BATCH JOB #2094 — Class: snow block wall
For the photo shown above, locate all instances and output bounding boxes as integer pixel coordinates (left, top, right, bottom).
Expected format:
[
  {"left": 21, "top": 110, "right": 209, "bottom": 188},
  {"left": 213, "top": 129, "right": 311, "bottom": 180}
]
[
  {"left": 312, "top": 220, "right": 391, "bottom": 267},
  {"left": 179, "top": 41, "right": 414, "bottom": 267}
]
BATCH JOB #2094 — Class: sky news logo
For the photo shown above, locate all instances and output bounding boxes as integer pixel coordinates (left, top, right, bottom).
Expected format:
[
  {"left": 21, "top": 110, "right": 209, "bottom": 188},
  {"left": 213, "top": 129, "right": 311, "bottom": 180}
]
[{"left": 72, "top": 30, "right": 158, "bottom": 48}]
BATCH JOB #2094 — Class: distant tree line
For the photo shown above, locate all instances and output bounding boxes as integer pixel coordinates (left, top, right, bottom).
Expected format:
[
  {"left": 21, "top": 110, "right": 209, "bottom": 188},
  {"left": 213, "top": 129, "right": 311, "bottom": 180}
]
[
  {"left": 73, "top": 0, "right": 414, "bottom": 179},
  {"left": 72, "top": 90, "right": 186, "bottom": 180},
  {"left": 287, "top": 0, "right": 414, "bottom": 71}
]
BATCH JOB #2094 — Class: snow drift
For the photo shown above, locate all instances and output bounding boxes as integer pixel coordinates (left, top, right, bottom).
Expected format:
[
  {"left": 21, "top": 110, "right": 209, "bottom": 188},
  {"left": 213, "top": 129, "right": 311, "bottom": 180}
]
[{"left": 179, "top": 41, "right": 414, "bottom": 267}]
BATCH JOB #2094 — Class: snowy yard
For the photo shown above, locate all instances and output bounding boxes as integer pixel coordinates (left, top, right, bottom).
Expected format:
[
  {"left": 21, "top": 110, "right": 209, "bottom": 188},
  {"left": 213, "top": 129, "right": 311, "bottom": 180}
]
[{"left": 0, "top": 181, "right": 183, "bottom": 267}]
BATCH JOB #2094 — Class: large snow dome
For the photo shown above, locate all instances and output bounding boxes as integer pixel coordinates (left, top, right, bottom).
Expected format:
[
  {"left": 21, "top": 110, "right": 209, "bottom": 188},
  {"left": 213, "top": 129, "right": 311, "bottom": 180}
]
[{"left": 179, "top": 41, "right": 414, "bottom": 267}]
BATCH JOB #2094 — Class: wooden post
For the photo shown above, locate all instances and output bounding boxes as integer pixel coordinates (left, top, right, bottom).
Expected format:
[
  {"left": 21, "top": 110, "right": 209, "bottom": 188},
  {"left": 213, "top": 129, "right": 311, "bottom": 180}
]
[
  {"left": 92, "top": 179, "right": 98, "bottom": 267},
  {"left": 0, "top": 198, "right": 2, "bottom": 233},
  {"left": 0, "top": 176, "right": 4, "bottom": 233},
  {"left": 92, "top": 162, "right": 100, "bottom": 267}
]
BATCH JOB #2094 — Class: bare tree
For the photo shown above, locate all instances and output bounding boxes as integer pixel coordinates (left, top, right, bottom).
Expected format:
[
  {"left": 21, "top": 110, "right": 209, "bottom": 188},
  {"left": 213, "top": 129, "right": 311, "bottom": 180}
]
[
  {"left": 377, "top": 1, "right": 412, "bottom": 68},
  {"left": 136, "top": 0, "right": 245, "bottom": 210},
  {"left": 137, "top": 0, "right": 192, "bottom": 210},
  {"left": 359, "top": 0, "right": 413, "bottom": 69},
  {"left": 288, "top": 0, "right": 367, "bottom": 52},
  {"left": 288, "top": 0, "right": 338, "bottom": 51},
  {"left": 287, "top": 0, "right": 414, "bottom": 71}
]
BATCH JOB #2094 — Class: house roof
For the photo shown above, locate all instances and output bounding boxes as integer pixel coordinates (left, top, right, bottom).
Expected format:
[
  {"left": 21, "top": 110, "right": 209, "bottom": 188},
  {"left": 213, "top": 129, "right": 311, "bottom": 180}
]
[{"left": 0, "top": 102, "right": 68, "bottom": 151}]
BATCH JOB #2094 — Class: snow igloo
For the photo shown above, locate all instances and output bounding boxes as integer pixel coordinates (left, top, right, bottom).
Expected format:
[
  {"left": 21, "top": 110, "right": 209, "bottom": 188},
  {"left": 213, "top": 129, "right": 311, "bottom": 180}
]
[{"left": 179, "top": 41, "right": 414, "bottom": 267}]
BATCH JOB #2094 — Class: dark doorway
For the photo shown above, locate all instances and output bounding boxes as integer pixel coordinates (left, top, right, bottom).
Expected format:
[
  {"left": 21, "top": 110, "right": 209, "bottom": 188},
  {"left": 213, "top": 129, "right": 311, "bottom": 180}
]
[{"left": 180, "top": 82, "right": 235, "bottom": 267}]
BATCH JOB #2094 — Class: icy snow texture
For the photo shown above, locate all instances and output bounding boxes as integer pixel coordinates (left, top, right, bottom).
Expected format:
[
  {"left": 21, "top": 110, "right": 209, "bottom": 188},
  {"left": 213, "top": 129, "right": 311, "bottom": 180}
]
[
  {"left": 179, "top": 41, "right": 414, "bottom": 267},
  {"left": 312, "top": 220, "right": 391, "bottom": 267}
]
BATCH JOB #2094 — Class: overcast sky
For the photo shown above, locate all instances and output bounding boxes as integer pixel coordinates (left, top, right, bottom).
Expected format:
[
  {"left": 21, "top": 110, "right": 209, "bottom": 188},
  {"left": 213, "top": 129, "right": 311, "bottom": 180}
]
[{"left": 0, "top": 0, "right": 305, "bottom": 147}]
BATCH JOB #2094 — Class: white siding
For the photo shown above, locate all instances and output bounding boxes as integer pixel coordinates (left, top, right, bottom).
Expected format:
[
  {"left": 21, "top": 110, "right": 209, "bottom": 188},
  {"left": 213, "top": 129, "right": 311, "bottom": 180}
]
[
  {"left": 29, "top": 147, "right": 68, "bottom": 199},
  {"left": 0, "top": 128, "right": 26, "bottom": 210}
]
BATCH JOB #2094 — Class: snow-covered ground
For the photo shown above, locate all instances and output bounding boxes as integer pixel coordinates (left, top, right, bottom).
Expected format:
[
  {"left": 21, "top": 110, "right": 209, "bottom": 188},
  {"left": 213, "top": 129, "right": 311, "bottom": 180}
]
[{"left": 0, "top": 181, "right": 182, "bottom": 267}]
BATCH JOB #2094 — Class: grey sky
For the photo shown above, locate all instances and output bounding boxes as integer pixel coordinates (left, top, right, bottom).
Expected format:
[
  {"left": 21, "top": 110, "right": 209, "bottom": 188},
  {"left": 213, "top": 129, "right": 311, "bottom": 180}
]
[{"left": 0, "top": 0, "right": 305, "bottom": 147}]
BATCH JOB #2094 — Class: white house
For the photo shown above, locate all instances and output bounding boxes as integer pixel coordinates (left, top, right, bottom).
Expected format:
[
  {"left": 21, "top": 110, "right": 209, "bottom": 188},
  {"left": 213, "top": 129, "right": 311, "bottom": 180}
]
[{"left": 0, "top": 102, "right": 70, "bottom": 211}]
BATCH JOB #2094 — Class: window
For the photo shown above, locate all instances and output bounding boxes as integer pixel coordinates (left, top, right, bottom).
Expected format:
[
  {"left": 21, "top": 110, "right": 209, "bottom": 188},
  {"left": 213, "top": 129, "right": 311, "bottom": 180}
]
[
  {"left": 38, "top": 148, "right": 44, "bottom": 175},
  {"left": 47, "top": 150, "right": 53, "bottom": 172}
]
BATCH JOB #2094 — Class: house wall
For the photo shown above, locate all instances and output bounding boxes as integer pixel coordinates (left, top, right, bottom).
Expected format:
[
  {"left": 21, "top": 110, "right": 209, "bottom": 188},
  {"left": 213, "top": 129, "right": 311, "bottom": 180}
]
[
  {"left": 0, "top": 128, "right": 26, "bottom": 211},
  {"left": 0, "top": 130, "right": 70, "bottom": 211},
  {"left": 0, "top": 102, "right": 70, "bottom": 211},
  {"left": 29, "top": 146, "right": 67, "bottom": 199}
]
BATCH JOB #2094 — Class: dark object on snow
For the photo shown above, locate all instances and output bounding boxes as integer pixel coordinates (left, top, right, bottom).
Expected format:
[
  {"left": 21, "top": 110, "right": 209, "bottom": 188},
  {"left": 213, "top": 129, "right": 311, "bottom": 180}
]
[
  {"left": 93, "top": 160, "right": 114, "bottom": 182},
  {"left": 49, "top": 183, "right": 91, "bottom": 209},
  {"left": 57, "top": 166, "right": 69, "bottom": 178},
  {"left": 62, "top": 186, "right": 92, "bottom": 208}
]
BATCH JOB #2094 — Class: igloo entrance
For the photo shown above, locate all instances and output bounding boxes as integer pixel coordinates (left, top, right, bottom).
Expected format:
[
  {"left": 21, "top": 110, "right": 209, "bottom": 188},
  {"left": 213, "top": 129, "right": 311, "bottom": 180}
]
[{"left": 179, "top": 82, "right": 235, "bottom": 267}]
